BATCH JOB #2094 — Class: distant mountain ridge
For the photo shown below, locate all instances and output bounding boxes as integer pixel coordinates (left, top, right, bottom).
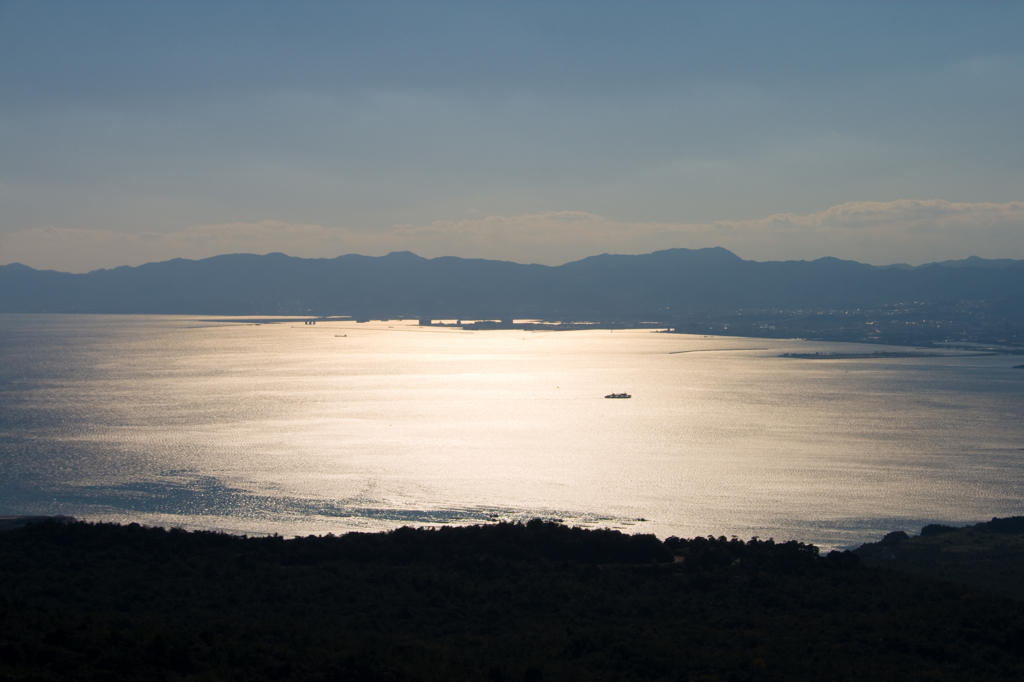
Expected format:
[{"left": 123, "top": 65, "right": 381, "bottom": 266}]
[
  {"left": 1, "top": 248, "right": 1023, "bottom": 323},
  {"left": 881, "top": 255, "right": 1024, "bottom": 270}
]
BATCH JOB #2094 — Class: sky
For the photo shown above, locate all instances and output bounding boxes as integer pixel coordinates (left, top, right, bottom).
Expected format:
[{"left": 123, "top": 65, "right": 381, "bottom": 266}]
[{"left": 1, "top": 0, "right": 1022, "bottom": 273}]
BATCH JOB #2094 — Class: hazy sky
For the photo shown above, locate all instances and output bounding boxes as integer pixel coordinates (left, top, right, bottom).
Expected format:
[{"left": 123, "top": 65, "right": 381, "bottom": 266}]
[{"left": 1, "top": 1, "right": 1022, "bottom": 272}]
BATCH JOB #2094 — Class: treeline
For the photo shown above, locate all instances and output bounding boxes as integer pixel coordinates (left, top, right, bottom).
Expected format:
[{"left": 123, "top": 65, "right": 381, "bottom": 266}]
[
  {"left": 1, "top": 519, "right": 1023, "bottom": 681},
  {"left": 856, "top": 516, "right": 1024, "bottom": 602}
]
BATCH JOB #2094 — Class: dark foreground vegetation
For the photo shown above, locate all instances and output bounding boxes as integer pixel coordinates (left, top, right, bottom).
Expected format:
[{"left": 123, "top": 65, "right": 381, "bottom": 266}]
[
  {"left": 2, "top": 519, "right": 1024, "bottom": 681},
  {"left": 856, "top": 516, "right": 1024, "bottom": 601}
]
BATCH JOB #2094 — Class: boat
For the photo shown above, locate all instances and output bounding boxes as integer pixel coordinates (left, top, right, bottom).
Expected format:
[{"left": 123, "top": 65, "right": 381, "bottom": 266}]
[{"left": 605, "top": 393, "right": 631, "bottom": 399}]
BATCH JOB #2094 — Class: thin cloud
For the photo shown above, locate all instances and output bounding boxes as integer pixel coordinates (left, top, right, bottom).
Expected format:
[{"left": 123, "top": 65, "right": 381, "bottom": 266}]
[{"left": 2, "top": 200, "right": 1022, "bottom": 273}]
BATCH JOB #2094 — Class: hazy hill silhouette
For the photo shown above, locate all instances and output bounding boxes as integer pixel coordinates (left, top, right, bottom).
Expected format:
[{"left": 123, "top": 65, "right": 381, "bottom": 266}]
[{"left": 2, "top": 248, "right": 1023, "bottom": 321}]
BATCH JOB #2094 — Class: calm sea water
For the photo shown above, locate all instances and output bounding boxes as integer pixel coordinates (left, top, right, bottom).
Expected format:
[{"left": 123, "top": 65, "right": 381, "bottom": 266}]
[{"left": 1, "top": 314, "right": 1022, "bottom": 549}]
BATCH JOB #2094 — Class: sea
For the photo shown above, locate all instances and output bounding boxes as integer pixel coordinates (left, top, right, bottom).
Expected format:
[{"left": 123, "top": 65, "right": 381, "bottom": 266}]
[{"left": 1, "top": 314, "right": 1022, "bottom": 550}]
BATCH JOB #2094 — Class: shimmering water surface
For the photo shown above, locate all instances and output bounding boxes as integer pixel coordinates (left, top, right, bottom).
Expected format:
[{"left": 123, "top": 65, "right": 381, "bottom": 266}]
[{"left": 1, "top": 315, "right": 1022, "bottom": 549}]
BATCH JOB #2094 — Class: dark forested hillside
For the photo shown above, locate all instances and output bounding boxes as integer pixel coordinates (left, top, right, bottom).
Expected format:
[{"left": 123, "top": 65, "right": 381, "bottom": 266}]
[
  {"left": 856, "top": 516, "right": 1024, "bottom": 601},
  {"left": 2, "top": 519, "right": 1023, "bottom": 681}
]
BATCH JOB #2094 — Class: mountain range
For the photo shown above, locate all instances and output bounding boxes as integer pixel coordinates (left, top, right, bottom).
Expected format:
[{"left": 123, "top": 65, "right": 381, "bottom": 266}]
[{"left": 2, "top": 248, "right": 1023, "bottom": 325}]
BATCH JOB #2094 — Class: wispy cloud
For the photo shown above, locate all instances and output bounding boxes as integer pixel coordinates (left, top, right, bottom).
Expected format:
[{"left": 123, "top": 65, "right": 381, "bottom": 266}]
[{"left": 2, "top": 200, "right": 1022, "bottom": 273}]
